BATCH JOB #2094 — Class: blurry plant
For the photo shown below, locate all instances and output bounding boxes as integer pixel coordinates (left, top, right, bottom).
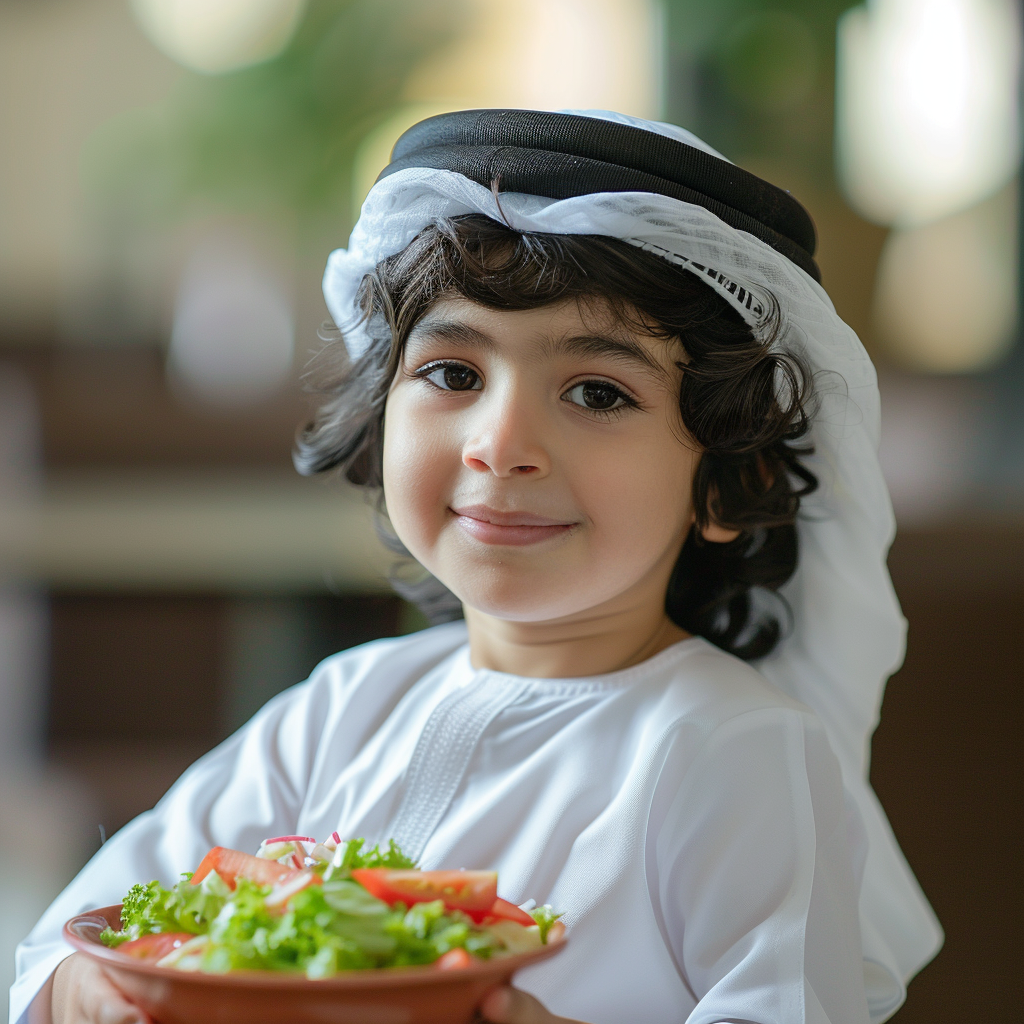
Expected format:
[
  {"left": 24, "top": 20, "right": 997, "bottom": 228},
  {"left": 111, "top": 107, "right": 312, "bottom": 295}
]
[
  {"left": 83, "top": 0, "right": 464, "bottom": 233},
  {"left": 717, "top": 11, "right": 819, "bottom": 115},
  {"left": 663, "top": 0, "right": 857, "bottom": 180}
]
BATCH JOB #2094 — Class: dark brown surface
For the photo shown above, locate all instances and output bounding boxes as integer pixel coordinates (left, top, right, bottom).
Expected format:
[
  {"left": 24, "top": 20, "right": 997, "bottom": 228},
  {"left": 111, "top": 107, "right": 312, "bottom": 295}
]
[
  {"left": 47, "top": 592, "right": 406, "bottom": 836},
  {"left": 8, "top": 345, "right": 308, "bottom": 469},
  {"left": 48, "top": 593, "right": 227, "bottom": 743},
  {"left": 874, "top": 527, "right": 1022, "bottom": 1019},
  {"left": 48, "top": 593, "right": 229, "bottom": 744}
]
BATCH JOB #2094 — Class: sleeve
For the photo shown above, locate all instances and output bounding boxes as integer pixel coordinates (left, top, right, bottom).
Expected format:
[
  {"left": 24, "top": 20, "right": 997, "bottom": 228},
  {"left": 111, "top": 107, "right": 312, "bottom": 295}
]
[
  {"left": 648, "top": 708, "right": 871, "bottom": 1024},
  {"left": 8, "top": 669, "right": 336, "bottom": 1024}
]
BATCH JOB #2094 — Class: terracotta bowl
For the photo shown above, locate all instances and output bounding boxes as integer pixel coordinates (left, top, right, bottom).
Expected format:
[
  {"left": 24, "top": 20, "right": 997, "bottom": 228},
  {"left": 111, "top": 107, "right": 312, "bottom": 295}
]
[{"left": 64, "top": 905, "right": 567, "bottom": 1024}]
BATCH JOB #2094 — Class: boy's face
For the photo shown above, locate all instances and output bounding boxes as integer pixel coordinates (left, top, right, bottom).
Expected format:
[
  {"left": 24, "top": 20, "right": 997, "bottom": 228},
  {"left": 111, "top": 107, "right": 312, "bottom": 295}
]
[{"left": 382, "top": 296, "right": 700, "bottom": 625}]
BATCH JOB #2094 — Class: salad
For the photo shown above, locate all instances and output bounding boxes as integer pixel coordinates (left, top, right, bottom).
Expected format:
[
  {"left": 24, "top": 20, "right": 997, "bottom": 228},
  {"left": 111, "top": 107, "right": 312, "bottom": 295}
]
[{"left": 99, "top": 835, "right": 562, "bottom": 978}]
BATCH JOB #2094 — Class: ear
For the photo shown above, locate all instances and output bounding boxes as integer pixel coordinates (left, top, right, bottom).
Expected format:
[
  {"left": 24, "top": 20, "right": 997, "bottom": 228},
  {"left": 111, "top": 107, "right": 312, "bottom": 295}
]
[
  {"left": 698, "top": 520, "right": 742, "bottom": 544},
  {"left": 691, "top": 486, "right": 742, "bottom": 544}
]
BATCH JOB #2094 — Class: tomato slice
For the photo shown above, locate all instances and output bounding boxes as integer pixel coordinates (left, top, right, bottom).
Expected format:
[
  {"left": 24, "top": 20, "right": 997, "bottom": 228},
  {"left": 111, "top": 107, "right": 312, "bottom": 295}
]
[
  {"left": 351, "top": 869, "right": 498, "bottom": 918},
  {"left": 191, "top": 846, "right": 314, "bottom": 891},
  {"left": 117, "top": 933, "right": 194, "bottom": 961},
  {"left": 484, "top": 897, "right": 535, "bottom": 927},
  {"left": 434, "top": 947, "right": 473, "bottom": 970}
]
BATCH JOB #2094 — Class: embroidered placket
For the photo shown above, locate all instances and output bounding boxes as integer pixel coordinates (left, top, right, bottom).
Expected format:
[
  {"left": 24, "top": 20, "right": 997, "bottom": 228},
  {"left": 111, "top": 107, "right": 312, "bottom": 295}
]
[{"left": 389, "top": 676, "right": 527, "bottom": 863}]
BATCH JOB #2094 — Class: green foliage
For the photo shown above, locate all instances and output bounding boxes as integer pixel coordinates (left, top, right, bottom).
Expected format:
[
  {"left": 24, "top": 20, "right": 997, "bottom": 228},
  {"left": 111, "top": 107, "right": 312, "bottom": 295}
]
[
  {"left": 84, "top": 0, "right": 463, "bottom": 228},
  {"left": 662, "top": 0, "right": 860, "bottom": 178},
  {"left": 718, "top": 11, "right": 820, "bottom": 114}
]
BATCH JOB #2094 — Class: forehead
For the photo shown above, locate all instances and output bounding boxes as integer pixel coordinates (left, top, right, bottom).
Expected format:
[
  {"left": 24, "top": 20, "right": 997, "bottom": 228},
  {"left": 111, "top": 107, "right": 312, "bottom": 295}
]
[{"left": 407, "top": 296, "right": 679, "bottom": 363}]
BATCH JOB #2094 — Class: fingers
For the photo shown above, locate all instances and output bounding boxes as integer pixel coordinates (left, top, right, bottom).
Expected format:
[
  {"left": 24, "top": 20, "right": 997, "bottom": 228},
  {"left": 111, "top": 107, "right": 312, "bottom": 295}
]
[
  {"left": 479, "top": 986, "right": 556, "bottom": 1024},
  {"left": 52, "top": 954, "right": 151, "bottom": 1024},
  {"left": 86, "top": 971, "right": 151, "bottom": 1024}
]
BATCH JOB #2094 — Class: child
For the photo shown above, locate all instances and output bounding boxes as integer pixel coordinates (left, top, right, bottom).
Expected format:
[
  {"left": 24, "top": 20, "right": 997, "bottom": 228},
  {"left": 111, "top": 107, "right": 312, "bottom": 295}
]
[{"left": 13, "top": 110, "right": 941, "bottom": 1024}]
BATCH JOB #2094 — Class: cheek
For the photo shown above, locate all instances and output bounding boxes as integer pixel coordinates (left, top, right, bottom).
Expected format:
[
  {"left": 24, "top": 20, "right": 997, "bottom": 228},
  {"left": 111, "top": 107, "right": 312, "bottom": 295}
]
[
  {"left": 382, "top": 391, "right": 458, "bottom": 555},
  {"left": 576, "top": 432, "right": 698, "bottom": 555}
]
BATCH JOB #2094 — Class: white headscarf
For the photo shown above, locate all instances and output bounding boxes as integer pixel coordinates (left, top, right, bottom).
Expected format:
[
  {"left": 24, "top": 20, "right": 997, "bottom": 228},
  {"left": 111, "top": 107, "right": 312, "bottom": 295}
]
[{"left": 322, "top": 110, "right": 942, "bottom": 1013}]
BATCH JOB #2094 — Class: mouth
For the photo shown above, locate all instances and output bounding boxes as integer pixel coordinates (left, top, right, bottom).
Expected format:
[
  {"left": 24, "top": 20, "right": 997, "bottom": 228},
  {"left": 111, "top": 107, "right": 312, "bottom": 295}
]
[{"left": 449, "top": 504, "right": 577, "bottom": 546}]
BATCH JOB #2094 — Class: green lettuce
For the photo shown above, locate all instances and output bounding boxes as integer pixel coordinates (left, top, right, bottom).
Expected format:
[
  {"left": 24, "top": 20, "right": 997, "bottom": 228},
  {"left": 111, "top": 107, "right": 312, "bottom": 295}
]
[
  {"left": 98, "top": 838, "right": 513, "bottom": 976},
  {"left": 529, "top": 904, "right": 564, "bottom": 943},
  {"left": 327, "top": 837, "right": 416, "bottom": 872},
  {"left": 100, "top": 871, "right": 230, "bottom": 947}
]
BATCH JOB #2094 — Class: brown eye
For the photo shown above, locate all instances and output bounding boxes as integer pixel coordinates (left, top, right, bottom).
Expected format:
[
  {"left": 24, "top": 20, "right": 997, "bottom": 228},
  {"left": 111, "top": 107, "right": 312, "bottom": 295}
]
[
  {"left": 423, "top": 363, "right": 482, "bottom": 391},
  {"left": 565, "top": 381, "right": 628, "bottom": 411}
]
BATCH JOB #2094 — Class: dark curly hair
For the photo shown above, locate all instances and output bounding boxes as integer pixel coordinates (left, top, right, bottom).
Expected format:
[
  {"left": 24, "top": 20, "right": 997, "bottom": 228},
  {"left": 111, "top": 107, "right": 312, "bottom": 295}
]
[{"left": 296, "top": 214, "right": 816, "bottom": 660}]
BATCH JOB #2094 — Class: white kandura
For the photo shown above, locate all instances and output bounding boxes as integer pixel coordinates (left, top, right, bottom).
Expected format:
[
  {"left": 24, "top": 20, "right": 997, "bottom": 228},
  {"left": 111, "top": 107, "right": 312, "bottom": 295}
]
[{"left": 16, "top": 623, "right": 886, "bottom": 1024}]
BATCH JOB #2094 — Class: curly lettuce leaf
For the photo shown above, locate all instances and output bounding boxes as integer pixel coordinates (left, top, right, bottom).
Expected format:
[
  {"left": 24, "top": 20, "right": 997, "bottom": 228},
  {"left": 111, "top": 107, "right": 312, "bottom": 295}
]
[
  {"left": 331, "top": 838, "right": 417, "bottom": 871},
  {"left": 98, "top": 926, "right": 128, "bottom": 948},
  {"left": 101, "top": 872, "right": 230, "bottom": 946}
]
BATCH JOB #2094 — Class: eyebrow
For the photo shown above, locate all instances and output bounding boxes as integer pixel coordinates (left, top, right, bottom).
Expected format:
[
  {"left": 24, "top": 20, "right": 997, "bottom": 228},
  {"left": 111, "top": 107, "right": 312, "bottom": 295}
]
[
  {"left": 406, "top": 319, "right": 496, "bottom": 349},
  {"left": 546, "top": 333, "right": 668, "bottom": 379},
  {"left": 407, "top": 318, "right": 669, "bottom": 379}
]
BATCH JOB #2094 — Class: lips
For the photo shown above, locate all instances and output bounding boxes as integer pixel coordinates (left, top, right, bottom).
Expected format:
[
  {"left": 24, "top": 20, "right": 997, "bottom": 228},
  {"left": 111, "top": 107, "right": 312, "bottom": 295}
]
[{"left": 450, "top": 504, "right": 576, "bottom": 546}]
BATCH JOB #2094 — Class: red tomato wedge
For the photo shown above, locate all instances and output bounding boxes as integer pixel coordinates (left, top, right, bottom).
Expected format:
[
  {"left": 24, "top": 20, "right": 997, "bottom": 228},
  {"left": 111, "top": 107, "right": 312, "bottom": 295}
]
[
  {"left": 351, "top": 869, "right": 498, "bottom": 919},
  {"left": 434, "top": 947, "right": 473, "bottom": 970},
  {"left": 191, "top": 846, "right": 317, "bottom": 891},
  {"left": 117, "top": 933, "right": 195, "bottom": 962},
  {"left": 484, "top": 897, "right": 536, "bottom": 927}
]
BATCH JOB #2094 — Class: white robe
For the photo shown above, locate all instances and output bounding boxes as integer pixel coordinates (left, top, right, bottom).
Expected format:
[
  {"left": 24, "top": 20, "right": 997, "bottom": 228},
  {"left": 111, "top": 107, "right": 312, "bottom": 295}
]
[{"left": 12, "top": 623, "right": 886, "bottom": 1024}]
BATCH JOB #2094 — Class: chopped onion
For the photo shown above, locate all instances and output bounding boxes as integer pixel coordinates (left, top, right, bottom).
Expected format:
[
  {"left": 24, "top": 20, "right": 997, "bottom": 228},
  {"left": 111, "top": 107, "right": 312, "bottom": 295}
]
[
  {"left": 257, "top": 841, "right": 293, "bottom": 861},
  {"left": 264, "top": 835, "right": 315, "bottom": 845},
  {"left": 309, "top": 843, "right": 333, "bottom": 863},
  {"left": 264, "top": 870, "right": 315, "bottom": 909},
  {"left": 155, "top": 935, "right": 209, "bottom": 969}
]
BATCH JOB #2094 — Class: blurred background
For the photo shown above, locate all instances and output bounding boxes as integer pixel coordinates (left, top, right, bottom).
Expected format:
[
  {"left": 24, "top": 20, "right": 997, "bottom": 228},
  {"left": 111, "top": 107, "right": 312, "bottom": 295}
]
[{"left": 0, "top": 0, "right": 1019, "bottom": 1019}]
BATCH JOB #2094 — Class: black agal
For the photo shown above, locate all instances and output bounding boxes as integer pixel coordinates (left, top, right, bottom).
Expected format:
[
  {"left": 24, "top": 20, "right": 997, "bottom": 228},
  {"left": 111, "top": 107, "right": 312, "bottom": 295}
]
[{"left": 380, "top": 109, "right": 819, "bottom": 282}]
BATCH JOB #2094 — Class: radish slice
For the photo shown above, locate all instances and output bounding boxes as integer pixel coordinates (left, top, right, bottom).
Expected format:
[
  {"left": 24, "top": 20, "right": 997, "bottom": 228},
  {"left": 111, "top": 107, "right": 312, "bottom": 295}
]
[
  {"left": 331, "top": 832, "right": 342, "bottom": 845},
  {"left": 264, "top": 835, "right": 315, "bottom": 845}
]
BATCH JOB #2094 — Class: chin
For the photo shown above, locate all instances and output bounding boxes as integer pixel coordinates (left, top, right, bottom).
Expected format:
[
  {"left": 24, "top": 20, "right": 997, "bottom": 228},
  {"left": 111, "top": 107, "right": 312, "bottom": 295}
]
[{"left": 454, "top": 578, "right": 603, "bottom": 624}]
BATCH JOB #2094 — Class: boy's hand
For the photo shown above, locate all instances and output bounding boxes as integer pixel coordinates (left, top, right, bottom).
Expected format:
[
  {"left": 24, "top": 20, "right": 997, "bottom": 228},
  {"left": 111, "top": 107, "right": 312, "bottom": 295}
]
[
  {"left": 51, "top": 953, "right": 152, "bottom": 1024},
  {"left": 479, "top": 986, "right": 589, "bottom": 1024}
]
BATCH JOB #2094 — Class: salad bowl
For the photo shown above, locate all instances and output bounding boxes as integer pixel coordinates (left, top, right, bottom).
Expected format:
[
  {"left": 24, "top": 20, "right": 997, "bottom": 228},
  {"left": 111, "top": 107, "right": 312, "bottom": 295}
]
[{"left": 64, "top": 904, "right": 567, "bottom": 1024}]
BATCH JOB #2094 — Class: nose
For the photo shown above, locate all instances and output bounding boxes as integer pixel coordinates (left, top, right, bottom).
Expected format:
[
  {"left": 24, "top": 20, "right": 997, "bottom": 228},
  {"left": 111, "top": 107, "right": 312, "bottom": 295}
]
[{"left": 461, "top": 384, "right": 550, "bottom": 478}]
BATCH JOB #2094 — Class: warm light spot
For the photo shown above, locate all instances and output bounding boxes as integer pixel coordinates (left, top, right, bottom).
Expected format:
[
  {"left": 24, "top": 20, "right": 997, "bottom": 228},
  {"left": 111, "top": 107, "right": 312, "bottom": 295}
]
[
  {"left": 402, "top": 0, "right": 659, "bottom": 116},
  {"left": 836, "top": 0, "right": 1020, "bottom": 227},
  {"left": 872, "top": 185, "right": 1018, "bottom": 373},
  {"left": 131, "top": 0, "right": 307, "bottom": 75}
]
